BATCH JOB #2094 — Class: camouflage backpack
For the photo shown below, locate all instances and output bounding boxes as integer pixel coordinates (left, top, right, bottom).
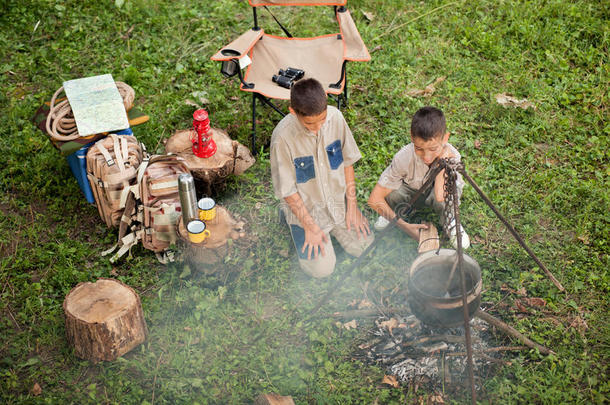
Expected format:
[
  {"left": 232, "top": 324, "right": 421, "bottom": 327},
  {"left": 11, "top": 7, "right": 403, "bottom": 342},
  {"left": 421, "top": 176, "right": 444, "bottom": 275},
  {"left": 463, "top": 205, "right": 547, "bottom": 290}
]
[
  {"left": 86, "top": 134, "right": 147, "bottom": 227},
  {"left": 105, "top": 154, "right": 190, "bottom": 263}
]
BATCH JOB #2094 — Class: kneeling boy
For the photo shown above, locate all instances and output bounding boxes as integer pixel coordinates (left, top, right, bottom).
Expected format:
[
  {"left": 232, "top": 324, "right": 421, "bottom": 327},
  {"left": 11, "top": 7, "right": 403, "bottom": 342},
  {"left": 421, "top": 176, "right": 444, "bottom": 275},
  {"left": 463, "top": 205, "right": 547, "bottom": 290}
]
[
  {"left": 367, "top": 106, "right": 470, "bottom": 248},
  {"left": 271, "top": 78, "right": 374, "bottom": 278}
]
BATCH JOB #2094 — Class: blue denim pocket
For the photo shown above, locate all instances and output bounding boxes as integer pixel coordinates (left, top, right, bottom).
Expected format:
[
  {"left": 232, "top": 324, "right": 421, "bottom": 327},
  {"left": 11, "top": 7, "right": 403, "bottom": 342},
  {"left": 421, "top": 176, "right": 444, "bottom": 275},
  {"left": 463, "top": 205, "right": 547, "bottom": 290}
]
[
  {"left": 294, "top": 155, "right": 315, "bottom": 183},
  {"left": 289, "top": 224, "right": 310, "bottom": 260},
  {"left": 325, "top": 140, "right": 343, "bottom": 170}
]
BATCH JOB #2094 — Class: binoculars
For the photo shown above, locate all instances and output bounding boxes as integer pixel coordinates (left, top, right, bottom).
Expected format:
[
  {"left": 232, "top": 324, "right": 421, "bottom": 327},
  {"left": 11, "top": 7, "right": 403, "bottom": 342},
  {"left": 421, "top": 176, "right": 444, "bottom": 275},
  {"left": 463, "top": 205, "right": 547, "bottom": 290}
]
[{"left": 272, "top": 67, "right": 305, "bottom": 89}]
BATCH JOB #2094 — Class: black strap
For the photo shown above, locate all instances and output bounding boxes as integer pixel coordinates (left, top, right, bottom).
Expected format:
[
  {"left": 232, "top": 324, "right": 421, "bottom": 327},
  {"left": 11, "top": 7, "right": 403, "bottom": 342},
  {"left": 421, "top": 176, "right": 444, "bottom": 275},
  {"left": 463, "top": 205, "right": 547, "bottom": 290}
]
[{"left": 263, "top": 6, "right": 293, "bottom": 38}]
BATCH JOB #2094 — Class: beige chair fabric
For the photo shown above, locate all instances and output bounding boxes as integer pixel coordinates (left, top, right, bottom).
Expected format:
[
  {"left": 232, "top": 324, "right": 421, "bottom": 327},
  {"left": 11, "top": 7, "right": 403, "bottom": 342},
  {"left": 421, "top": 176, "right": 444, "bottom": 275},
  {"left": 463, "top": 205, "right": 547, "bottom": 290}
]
[
  {"left": 211, "top": 29, "right": 264, "bottom": 61},
  {"left": 242, "top": 34, "right": 345, "bottom": 100},
  {"left": 212, "top": 7, "right": 370, "bottom": 100},
  {"left": 337, "top": 9, "right": 370, "bottom": 61}
]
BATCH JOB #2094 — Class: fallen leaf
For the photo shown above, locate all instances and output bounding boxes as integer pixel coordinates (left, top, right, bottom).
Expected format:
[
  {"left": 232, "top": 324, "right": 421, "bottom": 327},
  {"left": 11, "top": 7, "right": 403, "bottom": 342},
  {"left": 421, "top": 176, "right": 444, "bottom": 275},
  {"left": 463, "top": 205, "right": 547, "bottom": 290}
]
[
  {"left": 429, "top": 393, "right": 445, "bottom": 404},
  {"left": 31, "top": 383, "right": 42, "bottom": 396},
  {"left": 191, "top": 90, "right": 210, "bottom": 105},
  {"left": 382, "top": 374, "right": 399, "bottom": 388},
  {"left": 371, "top": 45, "right": 383, "bottom": 53},
  {"left": 577, "top": 234, "right": 590, "bottom": 245},
  {"left": 343, "top": 319, "right": 357, "bottom": 330},
  {"left": 514, "top": 299, "right": 528, "bottom": 313},
  {"left": 230, "top": 96, "right": 239, "bottom": 101},
  {"left": 278, "top": 249, "right": 289, "bottom": 258},
  {"left": 569, "top": 315, "right": 589, "bottom": 335},
  {"left": 185, "top": 99, "right": 200, "bottom": 108},
  {"left": 110, "top": 268, "right": 119, "bottom": 276},
  {"left": 183, "top": 326, "right": 192, "bottom": 331},
  {"left": 357, "top": 299, "right": 374, "bottom": 309},
  {"left": 495, "top": 93, "right": 536, "bottom": 110},
  {"left": 474, "top": 139, "right": 482, "bottom": 149},
  {"left": 523, "top": 297, "right": 547, "bottom": 307},
  {"left": 380, "top": 318, "right": 399, "bottom": 334},
  {"left": 362, "top": 11, "right": 375, "bottom": 21},
  {"left": 406, "top": 76, "right": 446, "bottom": 97},
  {"left": 121, "top": 25, "right": 134, "bottom": 39}
]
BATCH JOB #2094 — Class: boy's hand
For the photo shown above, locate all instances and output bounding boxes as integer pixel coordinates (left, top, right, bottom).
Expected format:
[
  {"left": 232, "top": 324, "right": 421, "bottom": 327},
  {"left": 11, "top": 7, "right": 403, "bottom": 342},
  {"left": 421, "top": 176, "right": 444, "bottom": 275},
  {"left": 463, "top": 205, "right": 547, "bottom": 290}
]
[
  {"left": 397, "top": 220, "right": 429, "bottom": 240},
  {"left": 303, "top": 223, "right": 328, "bottom": 260},
  {"left": 346, "top": 204, "right": 371, "bottom": 239}
]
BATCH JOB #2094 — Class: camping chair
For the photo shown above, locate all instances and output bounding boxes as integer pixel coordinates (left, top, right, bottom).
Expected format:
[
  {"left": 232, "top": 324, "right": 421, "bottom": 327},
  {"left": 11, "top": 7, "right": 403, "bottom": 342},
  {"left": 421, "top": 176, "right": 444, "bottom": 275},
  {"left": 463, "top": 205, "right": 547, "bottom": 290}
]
[{"left": 211, "top": 0, "right": 370, "bottom": 154}]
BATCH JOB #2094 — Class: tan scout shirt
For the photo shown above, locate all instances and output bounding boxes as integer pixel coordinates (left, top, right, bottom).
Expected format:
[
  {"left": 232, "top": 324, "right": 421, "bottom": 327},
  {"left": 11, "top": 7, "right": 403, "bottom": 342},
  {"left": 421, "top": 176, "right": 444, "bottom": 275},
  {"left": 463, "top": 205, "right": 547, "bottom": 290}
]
[
  {"left": 270, "top": 106, "right": 362, "bottom": 232},
  {"left": 378, "top": 143, "right": 464, "bottom": 193}
]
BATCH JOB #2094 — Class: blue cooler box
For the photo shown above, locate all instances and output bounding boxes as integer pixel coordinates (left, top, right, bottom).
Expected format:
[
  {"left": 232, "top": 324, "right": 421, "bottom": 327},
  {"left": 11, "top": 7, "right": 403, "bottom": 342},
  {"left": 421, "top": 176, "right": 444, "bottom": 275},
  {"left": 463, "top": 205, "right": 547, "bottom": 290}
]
[{"left": 66, "top": 128, "right": 133, "bottom": 204}]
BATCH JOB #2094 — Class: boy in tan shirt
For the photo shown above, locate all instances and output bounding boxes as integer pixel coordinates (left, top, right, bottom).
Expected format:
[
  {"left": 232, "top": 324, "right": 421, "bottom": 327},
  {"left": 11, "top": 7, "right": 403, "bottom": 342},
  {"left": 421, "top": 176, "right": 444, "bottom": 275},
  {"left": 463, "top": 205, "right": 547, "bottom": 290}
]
[
  {"left": 368, "top": 106, "right": 470, "bottom": 248},
  {"left": 270, "top": 78, "right": 374, "bottom": 278}
]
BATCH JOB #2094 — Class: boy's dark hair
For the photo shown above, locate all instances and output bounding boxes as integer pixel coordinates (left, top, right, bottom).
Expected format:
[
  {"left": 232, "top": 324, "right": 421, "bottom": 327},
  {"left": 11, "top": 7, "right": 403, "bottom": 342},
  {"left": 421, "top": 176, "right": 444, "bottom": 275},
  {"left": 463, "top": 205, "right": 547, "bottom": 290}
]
[
  {"left": 290, "top": 78, "right": 327, "bottom": 117},
  {"left": 411, "top": 106, "right": 446, "bottom": 140}
]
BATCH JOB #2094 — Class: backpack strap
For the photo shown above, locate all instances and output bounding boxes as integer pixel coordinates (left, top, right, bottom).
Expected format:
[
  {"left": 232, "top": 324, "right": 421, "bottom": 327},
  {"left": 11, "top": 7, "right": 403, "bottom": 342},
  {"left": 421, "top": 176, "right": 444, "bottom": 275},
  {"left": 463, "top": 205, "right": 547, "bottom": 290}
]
[
  {"left": 111, "top": 134, "right": 126, "bottom": 173},
  {"left": 96, "top": 142, "right": 115, "bottom": 167}
]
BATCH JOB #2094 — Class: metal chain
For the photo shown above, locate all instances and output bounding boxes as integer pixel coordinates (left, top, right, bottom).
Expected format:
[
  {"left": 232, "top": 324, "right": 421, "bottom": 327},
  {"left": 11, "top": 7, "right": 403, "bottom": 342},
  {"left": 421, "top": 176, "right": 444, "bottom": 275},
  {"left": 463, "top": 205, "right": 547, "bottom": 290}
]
[{"left": 442, "top": 158, "right": 460, "bottom": 242}]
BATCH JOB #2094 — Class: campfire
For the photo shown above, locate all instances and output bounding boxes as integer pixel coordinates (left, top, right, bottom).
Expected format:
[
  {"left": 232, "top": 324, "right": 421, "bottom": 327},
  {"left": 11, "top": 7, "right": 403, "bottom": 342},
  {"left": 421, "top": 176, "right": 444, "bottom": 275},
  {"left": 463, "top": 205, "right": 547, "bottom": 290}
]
[{"left": 358, "top": 312, "right": 499, "bottom": 391}]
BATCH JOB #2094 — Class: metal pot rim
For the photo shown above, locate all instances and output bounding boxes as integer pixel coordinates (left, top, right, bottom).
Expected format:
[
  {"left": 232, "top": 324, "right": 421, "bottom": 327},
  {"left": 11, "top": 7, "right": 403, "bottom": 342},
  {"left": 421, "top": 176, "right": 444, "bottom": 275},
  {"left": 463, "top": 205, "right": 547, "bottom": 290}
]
[{"left": 408, "top": 249, "right": 482, "bottom": 300}]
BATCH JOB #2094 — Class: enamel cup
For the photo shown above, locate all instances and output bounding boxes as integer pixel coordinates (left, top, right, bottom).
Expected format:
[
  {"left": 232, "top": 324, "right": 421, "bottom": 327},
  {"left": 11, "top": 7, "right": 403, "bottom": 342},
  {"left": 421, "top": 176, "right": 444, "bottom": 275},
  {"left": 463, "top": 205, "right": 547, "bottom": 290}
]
[
  {"left": 198, "top": 197, "right": 217, "bottom": 221},
  {"left": 187, "top": 219, "right": 211, "bottom": 244}
]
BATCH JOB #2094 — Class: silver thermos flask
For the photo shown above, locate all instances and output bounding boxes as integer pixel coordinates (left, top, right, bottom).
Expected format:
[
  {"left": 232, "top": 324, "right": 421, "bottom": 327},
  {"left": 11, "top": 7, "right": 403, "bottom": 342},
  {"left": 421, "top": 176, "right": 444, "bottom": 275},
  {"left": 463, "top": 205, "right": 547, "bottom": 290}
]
[{"left": 178, "top": 173, "right": 198, "bottom": 225}]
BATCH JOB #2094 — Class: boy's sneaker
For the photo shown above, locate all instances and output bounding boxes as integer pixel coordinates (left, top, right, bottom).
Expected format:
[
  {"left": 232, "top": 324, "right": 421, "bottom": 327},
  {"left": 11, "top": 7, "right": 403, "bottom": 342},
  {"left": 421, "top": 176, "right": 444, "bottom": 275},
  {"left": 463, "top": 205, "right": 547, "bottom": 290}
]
[
  {"left": 374, "top": 216, "right": 390, "bottom": 231},
  {"left": 449, "top": 225, "right": 470, "bottom": 250}
]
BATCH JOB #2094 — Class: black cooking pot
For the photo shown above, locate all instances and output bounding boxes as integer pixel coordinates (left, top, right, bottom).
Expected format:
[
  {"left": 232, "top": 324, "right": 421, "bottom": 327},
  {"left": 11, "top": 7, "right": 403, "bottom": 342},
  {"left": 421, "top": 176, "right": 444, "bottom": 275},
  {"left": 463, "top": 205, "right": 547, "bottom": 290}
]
[{"left": 408, "top": 249, "right": 482, "bottom": 328}]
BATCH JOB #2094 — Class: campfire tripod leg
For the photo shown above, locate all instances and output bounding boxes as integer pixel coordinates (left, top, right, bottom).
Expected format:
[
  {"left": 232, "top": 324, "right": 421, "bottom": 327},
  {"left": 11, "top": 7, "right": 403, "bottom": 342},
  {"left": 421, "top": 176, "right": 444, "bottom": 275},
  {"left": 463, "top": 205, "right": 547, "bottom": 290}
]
[
  {"left": 448, "top": 162, "right": 477, "bottom": 404},
  {"left": 459, "top": 169, "right": 564, "bottom": 292}
]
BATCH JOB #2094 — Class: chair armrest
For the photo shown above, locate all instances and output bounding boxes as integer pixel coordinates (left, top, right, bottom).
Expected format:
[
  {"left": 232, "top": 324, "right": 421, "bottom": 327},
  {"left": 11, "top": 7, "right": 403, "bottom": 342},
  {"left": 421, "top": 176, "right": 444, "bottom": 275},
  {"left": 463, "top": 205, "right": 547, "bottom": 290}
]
[
  {"left": 336, "top": 8, "right": 371, "bottom": 62},
  {"left": 211, "top": 29, "right": 264, "bottom": 61}
]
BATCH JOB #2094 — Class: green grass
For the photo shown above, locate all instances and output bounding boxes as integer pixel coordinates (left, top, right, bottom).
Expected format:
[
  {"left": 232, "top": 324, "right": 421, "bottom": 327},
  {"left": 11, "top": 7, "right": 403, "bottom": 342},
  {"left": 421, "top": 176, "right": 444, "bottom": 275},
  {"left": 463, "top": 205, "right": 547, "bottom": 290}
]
[{"left": 1, "top": 0, "right": 608, "bottom": 403}]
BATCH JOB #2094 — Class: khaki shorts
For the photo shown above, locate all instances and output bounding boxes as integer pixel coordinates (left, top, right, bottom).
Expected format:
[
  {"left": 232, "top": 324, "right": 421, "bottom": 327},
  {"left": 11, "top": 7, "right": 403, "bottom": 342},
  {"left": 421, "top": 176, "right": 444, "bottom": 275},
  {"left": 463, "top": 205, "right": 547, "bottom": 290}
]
[
  {"left": 385, "top": 182, "right": 461, "bottom": 226},
  {"left": 288, "top": 222, "right": 375, "bottom": 278}
]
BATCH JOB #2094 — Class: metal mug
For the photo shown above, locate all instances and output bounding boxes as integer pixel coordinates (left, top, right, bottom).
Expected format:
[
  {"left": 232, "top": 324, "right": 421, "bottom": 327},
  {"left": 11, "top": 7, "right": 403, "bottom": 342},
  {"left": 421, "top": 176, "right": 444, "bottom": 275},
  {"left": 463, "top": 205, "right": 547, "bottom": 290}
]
[
  {"left": 187, "top": 220, "right": 211, "bottom": 244},
  {"left": 198, "top": 197, "right": 217, "bottom": 221}
]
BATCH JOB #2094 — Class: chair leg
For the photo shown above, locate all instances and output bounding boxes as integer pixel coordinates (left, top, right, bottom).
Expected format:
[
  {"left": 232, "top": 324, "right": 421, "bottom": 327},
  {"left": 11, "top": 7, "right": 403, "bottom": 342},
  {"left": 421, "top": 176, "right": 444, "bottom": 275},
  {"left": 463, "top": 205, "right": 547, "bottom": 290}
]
[
  {"left": 343, "top": 70, "right": 348, "bottom": 108},
  {"left": 251, "top": 93, "right": 257, "bottom": 155}
]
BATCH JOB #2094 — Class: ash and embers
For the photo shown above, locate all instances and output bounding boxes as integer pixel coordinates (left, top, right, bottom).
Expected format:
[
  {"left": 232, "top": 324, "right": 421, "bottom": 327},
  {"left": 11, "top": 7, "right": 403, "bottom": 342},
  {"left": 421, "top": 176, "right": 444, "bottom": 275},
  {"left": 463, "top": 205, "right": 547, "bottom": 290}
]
[{"left": 359, "top": 314, "right": 498, "bottom": 389}]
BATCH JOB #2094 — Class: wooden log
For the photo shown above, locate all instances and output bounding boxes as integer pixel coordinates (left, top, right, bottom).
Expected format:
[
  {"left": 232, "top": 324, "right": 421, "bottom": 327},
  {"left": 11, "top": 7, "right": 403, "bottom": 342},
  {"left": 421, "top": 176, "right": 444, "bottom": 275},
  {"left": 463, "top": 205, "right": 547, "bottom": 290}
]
[
  {"left": 177, "top": 206, "right": 245, "bottom": 272},
  {"left": 254, "top": 393, "right": 295, "bottom": 405},
  {"left": 164, "top": 128, "right": 255, "bottom": 196},
  {"left": 418, "top": 221, "right": 440, "bottom": 253},
  {"left": 329, "top": 307, "right": 410, "bottom": 318},
  {"left": 63, "top": 278, "right": 147, "bottom": 362},
  {"left": 475, "top": 310, "right": 554, "bottom": 355}
]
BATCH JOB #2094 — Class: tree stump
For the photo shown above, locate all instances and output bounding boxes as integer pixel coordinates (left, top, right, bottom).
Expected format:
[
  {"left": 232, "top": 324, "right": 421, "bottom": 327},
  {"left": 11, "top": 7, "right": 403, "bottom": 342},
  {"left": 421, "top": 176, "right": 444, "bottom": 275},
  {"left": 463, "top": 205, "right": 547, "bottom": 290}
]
[
  {"left": 63, "top": 278, "right": 148, "bottom": 362},
  {"left": 177, "top": 205, "right": 245, "bottom": 273},
  {"left": 254, "top": 393, "right": 296, "bottom": 405},
  {"left": 164, "top": 128, "right": 255, "bottom": 196}
]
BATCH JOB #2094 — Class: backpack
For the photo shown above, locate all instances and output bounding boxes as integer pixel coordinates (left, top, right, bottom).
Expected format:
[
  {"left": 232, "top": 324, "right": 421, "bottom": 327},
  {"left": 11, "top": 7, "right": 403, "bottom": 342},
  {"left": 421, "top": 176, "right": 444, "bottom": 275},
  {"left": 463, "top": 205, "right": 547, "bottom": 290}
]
[
  {"left": 86, "top": 134, "right": 146, "bottom": 227},
  {"left": 106, "top": 154, "right": 190, "bottom": 263}
]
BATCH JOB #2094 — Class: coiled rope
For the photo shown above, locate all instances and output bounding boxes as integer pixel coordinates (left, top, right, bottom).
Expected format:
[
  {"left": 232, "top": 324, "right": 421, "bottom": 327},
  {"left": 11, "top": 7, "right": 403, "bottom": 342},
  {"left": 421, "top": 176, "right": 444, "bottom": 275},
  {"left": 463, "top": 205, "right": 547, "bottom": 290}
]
[{"left": 45, "top": 81, "right": 135, "bottom": 141}]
